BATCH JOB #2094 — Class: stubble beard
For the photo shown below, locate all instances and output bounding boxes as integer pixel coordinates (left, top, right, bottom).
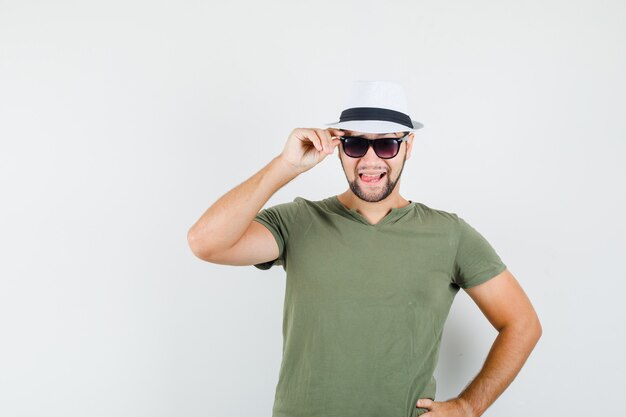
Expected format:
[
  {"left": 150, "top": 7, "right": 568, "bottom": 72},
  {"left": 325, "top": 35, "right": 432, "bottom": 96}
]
[{"left": 341, "top": 153, "right": 407, "bottom": 203}]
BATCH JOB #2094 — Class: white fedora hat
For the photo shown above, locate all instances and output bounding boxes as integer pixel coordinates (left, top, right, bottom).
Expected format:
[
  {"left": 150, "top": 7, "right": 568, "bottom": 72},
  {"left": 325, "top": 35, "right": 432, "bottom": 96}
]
[{"left": 324, "top": 80, "right": 423, "bottom": 134}]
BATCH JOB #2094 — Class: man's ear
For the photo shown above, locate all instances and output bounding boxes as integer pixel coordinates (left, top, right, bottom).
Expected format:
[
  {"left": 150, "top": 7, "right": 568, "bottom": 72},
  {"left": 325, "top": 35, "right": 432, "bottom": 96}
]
[{"left": 405, "top": 133, "right": 414, "bottom": 160}]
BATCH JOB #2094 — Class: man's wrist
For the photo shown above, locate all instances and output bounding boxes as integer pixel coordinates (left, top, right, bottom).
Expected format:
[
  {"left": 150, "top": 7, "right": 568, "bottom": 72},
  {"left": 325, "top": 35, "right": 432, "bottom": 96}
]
[
  {"left": 274, "top": 154, "right": 304, "bottom": 177},
  {"left": 456, "top": 395, "right": 479, "bottom": 417}
]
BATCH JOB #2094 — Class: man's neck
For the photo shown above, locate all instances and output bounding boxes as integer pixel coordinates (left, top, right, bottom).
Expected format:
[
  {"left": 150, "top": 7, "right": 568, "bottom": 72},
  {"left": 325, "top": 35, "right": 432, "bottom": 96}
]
[{"left": 336, "top": 192, "right": 411, "bottom": 224}]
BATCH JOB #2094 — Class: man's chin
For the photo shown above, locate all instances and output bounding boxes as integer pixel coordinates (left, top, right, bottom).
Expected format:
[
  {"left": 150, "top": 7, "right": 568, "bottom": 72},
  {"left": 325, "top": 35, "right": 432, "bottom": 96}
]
[{"left": 350, "top": 184, "right": 392, "bottom": 203}]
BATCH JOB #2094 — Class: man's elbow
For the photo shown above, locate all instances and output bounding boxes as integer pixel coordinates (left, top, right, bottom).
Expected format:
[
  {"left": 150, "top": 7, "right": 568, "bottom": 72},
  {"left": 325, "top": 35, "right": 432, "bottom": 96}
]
[
  {"left": 504, "top": 313, "right": 542, "bottom": 341},
  {"left": 187, "top": 228, "right": 213, "bottom": 261},
  {"left": 526, "top": 318, "right": 543, "bottom": 343}
]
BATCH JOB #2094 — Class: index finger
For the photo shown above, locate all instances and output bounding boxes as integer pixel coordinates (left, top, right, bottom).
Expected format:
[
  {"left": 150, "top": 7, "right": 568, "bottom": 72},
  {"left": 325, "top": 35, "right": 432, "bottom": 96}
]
[{"left": 326, "top": 128, "right": 346, "bottom": 138}]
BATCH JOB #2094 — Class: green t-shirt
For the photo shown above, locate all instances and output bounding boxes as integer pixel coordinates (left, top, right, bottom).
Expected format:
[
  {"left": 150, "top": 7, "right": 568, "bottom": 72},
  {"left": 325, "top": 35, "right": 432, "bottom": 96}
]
[{"left": 253, "top": 195, "right": 506, "bottom": 417}]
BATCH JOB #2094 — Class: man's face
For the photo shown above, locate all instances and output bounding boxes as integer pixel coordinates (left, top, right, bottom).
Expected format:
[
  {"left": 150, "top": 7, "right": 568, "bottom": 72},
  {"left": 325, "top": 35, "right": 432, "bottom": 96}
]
[{"left": 338, "top": 130, "right": 413, "bottom": 203}]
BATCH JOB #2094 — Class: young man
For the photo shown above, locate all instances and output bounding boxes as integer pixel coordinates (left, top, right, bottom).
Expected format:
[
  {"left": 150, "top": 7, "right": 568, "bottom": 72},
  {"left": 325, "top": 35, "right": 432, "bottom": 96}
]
[{"left": 187, "top": 81, "right": 542, "bottom": 417}]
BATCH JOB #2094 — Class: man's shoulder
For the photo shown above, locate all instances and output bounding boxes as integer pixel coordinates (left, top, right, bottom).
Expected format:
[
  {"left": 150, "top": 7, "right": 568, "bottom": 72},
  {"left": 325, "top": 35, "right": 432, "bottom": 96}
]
[
  {"left": 258, "top": 196, "right": 328, "bottom": 213},
  {"left": 413, "top": 201, "right": 462, "bottom": 225},
  {"left": 413, "top": 201, "right": 459, "bottom": 218}
]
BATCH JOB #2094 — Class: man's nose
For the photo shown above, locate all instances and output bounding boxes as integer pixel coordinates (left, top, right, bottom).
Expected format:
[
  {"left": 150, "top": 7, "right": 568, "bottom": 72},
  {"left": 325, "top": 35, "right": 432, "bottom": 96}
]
[{"left": 361, "top": 143, "right": 380, "bottom": 161}]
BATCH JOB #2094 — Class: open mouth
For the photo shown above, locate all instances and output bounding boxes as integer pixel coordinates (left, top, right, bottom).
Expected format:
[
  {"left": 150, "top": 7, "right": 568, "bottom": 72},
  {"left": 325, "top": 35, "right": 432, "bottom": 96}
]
[{"left": 359, "top": 172, "right": 386, "bottom": 184}]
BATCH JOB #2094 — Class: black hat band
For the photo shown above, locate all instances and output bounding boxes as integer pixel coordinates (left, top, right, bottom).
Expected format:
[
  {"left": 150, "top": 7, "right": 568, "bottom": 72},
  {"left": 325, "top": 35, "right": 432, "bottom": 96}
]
[{"left": 339, "top": 107, "right": 414, "bottom": 128}]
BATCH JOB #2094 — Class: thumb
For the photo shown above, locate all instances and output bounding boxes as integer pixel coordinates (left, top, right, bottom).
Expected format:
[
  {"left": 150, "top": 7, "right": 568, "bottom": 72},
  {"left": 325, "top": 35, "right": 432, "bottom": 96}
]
[{"left": 417, "top": 398, "right": 434, "bottom": 409}]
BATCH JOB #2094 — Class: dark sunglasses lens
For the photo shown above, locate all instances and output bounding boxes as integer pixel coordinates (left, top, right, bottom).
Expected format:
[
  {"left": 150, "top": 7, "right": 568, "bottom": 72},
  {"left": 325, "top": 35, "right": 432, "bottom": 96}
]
[
  {"left": 374, "top": 139, "right": 400, "bottom": 158},
  {"left": 343, "top": 138, "right": 368, "bottom": 157}
]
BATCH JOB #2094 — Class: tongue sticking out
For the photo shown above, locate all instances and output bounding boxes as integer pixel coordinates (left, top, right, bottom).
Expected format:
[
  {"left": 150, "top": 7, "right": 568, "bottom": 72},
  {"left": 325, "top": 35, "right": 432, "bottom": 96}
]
[{"left": 360, "top": 173, "right": 385, "bottom": 183}]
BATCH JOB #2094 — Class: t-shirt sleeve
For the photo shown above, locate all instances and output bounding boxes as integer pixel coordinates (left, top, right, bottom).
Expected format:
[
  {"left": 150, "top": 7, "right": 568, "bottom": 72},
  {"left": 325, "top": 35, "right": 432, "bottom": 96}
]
[
  {"left": 452, "top": 216, "right": 507, "bottom": 289},
  {"left": 252, "top": 198, "right": 302, "bottom": 270}
]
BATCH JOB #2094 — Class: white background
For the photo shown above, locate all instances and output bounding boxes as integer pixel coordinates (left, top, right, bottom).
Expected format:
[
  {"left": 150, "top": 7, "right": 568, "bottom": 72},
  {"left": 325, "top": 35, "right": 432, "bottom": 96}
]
[{"left": 1, "top": 1, "right": 624, "bottom": 416}]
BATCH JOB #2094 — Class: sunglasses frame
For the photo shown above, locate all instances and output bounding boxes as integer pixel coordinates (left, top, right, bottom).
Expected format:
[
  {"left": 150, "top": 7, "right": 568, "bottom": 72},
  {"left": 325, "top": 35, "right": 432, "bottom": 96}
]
[{"left": 338, "top": 132, "right": 411, "bottom": 159}]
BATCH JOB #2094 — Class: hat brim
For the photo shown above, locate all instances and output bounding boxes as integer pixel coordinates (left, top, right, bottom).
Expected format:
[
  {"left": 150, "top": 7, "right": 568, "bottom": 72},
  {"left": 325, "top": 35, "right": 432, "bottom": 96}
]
[{"left": 323, "top": 120, "right": 423, "bottom": 134}]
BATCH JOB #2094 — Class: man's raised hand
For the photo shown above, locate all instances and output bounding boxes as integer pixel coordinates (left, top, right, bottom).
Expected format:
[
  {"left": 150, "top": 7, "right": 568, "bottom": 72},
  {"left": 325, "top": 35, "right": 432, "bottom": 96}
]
[{"left": 278, "top": 128, "right": 345, "bottom": 174}]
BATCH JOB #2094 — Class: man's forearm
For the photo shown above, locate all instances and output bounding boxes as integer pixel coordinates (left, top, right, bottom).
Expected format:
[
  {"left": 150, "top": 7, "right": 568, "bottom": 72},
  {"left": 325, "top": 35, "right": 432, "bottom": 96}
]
[
  {"left": 457, "top": 322, "right": 542, "bottom": 417},
  {"left": 187, "top": 155, "right": 300, "bottom": 258}
]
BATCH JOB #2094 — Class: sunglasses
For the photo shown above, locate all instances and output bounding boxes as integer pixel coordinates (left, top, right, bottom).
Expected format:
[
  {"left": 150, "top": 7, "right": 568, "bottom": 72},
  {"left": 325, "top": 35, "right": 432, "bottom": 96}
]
[{"left": 337, "top": 132, "right": 410, "bottom": 159}]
